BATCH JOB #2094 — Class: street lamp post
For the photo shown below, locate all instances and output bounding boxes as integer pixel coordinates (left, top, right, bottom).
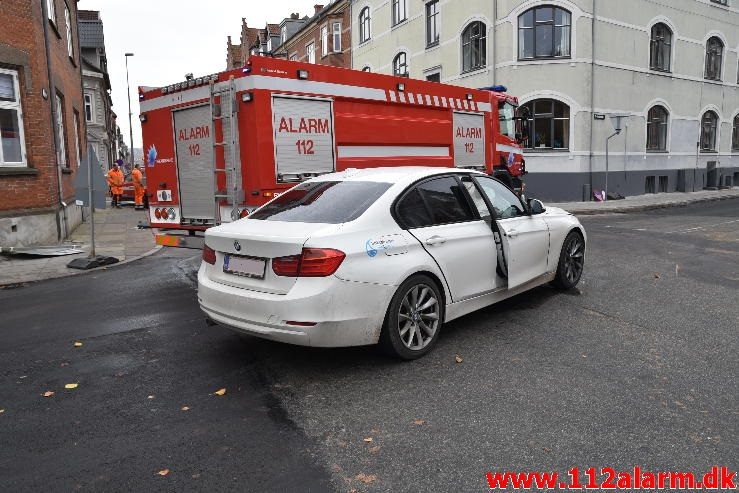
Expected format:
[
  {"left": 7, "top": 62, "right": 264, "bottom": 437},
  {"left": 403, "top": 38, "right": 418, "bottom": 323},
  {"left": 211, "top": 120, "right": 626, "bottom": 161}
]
[
  {"left": 124, "top": 53, "right": 135, "bottom": 171},
  {"left": 605, "top": 114, "right": 628, "bottom": 201}
]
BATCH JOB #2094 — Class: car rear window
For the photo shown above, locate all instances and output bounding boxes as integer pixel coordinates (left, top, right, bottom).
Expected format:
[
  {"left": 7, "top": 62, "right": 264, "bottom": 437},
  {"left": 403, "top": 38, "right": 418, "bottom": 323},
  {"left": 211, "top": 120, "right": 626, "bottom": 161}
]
[{"left": 249, "top": 181, "right": 392, "bottom": 224}]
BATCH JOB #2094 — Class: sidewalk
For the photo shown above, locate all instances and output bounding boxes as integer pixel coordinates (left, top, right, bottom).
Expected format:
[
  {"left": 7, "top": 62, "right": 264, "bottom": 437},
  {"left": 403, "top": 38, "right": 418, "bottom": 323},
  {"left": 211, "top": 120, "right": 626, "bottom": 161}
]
[
  {"left": 0, "top": 205, "right": 158, "bottom": 287},
  {"left": 549, "top": 188, "right": 739, "bottom": 215}
]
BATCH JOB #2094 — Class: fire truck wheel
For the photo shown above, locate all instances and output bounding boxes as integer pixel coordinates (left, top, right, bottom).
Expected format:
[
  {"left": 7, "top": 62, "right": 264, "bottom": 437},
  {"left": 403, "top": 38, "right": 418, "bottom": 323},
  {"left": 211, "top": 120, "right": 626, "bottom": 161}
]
[
  {"left": 552, "top": 231, "right": 585, "bottom": 290},
  {"left": 379, "top": 274, "right": 443, "bottom": 360}
]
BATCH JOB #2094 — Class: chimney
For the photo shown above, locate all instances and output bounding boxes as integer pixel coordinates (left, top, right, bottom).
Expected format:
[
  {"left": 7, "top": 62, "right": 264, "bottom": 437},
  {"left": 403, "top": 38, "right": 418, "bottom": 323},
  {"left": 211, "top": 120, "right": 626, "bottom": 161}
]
[
  {"left": 314, "top": 4, "right": 324, "bottom": 14},
  {"left": 291, "top": 13, "right": 300, "bottom": 19}
]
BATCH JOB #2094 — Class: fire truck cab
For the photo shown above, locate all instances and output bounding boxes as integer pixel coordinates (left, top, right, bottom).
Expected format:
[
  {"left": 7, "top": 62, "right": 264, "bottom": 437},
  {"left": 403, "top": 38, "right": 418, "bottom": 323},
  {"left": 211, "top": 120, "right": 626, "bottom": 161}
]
[{"left": 138, "top": 57, "right": 527, "bottom": 247}]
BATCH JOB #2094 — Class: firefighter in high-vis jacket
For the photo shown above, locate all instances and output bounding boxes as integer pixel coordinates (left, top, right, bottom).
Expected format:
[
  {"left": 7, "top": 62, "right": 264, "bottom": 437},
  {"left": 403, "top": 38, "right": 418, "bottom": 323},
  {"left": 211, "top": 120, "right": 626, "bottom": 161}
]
[
  {"left": 107, "top": 161, "right": 124, "bottom": 208},
  {"left": 132, "top": 163, "right": 145, "bottom": 210}
]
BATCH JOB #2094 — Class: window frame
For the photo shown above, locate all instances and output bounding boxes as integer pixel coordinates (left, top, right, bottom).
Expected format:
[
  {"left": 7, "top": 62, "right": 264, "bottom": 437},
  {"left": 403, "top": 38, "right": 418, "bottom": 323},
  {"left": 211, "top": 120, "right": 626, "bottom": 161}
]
[
  {"left": 646, "top": 105, "right": 669, "bottom": 152},
  {"left": 393, "top": 52, "right": 408, "bottom": 77},
  {"left": 732, "top": 115, "right": 739, "bottom": 152},
  {"left": 321, "top": 25, "right": 329, "bottom": 57},
  {"left": 704, "top": 36, "right": 724, "bottom": 81},
  {"left": 55, "top": 92, "right": 68, "bottom": 168},
  {"left": 84, "top": 93, "right": 94, "bottom": 122},
  {"left": 426, "top": 0, "right": 440, "bottom": 48},
  {"left": 471, "top": 174, "right": 527, "bottom": 220},
  {"left": 46, "top": 0, "right": 57, "bottom": 25},
  {"left": 517, "top": 5, "right": 572, "bottom": 61},
  {"left": 0, "top": 68, "right": 28, "bottom": 167},
  {"left": 461, "top": 21, "right": 487, "bottom": 73},
  {"left": 306, "top": 41, "right": 316, "bottom": 64},
  {"left": 392, "top": 0, "right": 407, "bottom": 27},
  {"left": 521, "top": 98, "right": 570, "bottom": 151},
  {"left": 332, "top": 22, "right": 342, "bottom": 52},
  {"left": 73, "top": 109, "right": 81, "bottom": 168},
  {"left": 649, "top": 23, "right": 672, "bottom": 72},
  {"left": 359, "top": 7, "right": 371, "bottom": 44},
  {"left": 393, "top": 174, "right": 480, "bottom": 230},
  {"left": 699, "top": 111, "right": 719, "bottom": 153},
  {"left": 64, "top": 2, "right": 73, "bottom": 60}
]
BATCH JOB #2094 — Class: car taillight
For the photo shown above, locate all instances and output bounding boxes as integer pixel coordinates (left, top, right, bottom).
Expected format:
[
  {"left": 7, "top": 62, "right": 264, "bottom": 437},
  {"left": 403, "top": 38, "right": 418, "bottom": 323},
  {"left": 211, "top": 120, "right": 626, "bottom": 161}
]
[
  {"left": 202, "top": 245, "right": 216, "bottom": 265},
  {"left": 154, "top": 208, "right": 162, "bottom": 220},
  {"left": 272, "top": 248, "right": 345, "bottom": 277}
]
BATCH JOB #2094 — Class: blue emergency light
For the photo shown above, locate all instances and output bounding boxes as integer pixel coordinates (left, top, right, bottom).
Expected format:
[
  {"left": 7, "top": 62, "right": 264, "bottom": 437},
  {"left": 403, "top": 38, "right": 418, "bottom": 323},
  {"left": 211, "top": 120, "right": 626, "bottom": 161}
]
[{"left": 478, "top": 85, "right": 508, "bottom": 93}]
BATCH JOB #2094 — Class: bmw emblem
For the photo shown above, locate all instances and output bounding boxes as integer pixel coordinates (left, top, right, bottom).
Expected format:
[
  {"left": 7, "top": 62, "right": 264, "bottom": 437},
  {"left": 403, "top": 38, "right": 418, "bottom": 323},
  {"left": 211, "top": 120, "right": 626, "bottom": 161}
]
[{"left": 234, "top": 240, "right": 241, "bottom": 252}]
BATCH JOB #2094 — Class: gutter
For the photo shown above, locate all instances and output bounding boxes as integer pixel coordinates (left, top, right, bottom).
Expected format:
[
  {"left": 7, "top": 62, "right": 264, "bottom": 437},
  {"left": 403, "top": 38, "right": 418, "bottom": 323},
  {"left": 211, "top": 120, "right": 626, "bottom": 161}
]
[{"left": 41, "top": 0, "right": 68, "bottom": 241}]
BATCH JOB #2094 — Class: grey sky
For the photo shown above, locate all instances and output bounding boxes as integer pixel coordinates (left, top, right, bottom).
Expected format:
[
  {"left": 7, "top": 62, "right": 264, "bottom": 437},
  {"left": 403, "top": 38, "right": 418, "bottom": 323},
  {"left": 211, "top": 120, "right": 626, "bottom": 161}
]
[{"left": 78, "top": 0, "right": 324, "bottom": 151}]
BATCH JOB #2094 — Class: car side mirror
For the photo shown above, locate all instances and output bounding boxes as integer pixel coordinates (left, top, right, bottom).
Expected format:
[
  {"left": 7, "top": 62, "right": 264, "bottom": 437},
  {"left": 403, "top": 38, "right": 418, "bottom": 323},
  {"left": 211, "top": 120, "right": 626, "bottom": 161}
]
[{"left": 528, "top": 198, "right": 546, "bottom": 215}]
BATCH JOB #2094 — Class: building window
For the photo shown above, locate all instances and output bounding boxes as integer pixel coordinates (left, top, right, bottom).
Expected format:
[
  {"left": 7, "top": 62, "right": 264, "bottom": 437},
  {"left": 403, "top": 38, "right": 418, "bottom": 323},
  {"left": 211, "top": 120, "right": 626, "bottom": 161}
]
[
  {"left": 362, "top": 66, "right": 371, "bottom": 72},
  {"left": 73, "top": 110, "right": 81, "bottom": 167},
  {"left": 392, "top": 0, "right": 407, "bottom": 26},
  {"left": 646, "top": 105, "right": 669, "bottom": 151},
  {"left": 306, "top": 42, "right": 315, "bottom": 64},
  {"left": 426, "top": 72, "right": 440, "bottom": 82},
  {"left": 321, "top": 26, "right": 328, "bottom": 56},
  {"left": 705, "top": 37, "right": 724, "bottom": 81},
  {"left": 47, "top": 0, "right": 56, "bottom": 23},
  {"left": 649, "top": 23, "right": 672, "bottom": 72},
  {"left": 0, "top": 69, "right": 26, "bottom": 166},
  {"left": 289, "top": 53, "right": 298, "bottom": 61},
  {"left": 393, "top": 52, "right": 408, "bottom": 77},
  {"left": 64, "top": 3, "right": 73, "bottom": 58},
  {"left": 700, "top": 111, "right": 719, "bottom": 152},
  {"left": 333, "top": 22, "right": 342, "bottom": 52},
  {"left": 521, "top": 99, "right": 570, "bottom": 150},
  {"left": 359, "top": 7, "right": 371, "bottom": 43},
  {"left": 732, "top": 115, "right": 739, "bottom": 151},
  {"left": 710, "top": 0, "right": 728, "bottom": 5},
  {"left": 55, "top": 93, "right": 68, "bottom": 167},
  {"left": 426, "top": 1, "right": 439, "bottom": 47},
  {"left": 84, "top": 93, "right": 93, "bottom": 122},
  {"left": 461, "top": 21, "right": 486, "bottom": 72},
  {"left": 281, "top": 25, "right": 287, "bottom": 44},
  {"left": 518, "top": 6, "right": 571, "bottom": 60}
]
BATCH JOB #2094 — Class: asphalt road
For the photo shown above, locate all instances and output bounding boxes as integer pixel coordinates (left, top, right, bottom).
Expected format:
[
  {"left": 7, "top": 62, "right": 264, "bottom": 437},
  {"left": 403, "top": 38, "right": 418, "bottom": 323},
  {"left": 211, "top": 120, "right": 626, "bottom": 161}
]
[{"left": 1, "top": 199, "right": 737, "bottom": 492}]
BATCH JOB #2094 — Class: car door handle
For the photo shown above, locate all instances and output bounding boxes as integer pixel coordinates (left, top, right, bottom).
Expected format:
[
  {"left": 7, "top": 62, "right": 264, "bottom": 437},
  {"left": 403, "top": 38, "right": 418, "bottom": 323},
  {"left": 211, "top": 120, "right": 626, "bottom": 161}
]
[
  {"left": 506, "top": 229, "right": 519, "bottom": 238},
  {"left": 425, "top": 235, "right": 447, "bottom": 246}
]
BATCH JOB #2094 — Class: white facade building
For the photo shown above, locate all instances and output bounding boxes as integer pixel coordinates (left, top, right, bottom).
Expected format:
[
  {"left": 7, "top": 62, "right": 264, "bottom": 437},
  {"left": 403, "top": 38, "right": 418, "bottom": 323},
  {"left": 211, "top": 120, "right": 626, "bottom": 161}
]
[{"left": 351, "top": 0, "right": 739, "bottom": 200}]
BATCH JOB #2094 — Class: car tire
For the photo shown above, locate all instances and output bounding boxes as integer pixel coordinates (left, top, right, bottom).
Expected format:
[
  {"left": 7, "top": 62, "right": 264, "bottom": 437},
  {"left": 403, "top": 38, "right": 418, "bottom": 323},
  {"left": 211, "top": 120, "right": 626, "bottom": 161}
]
[
  {"left": 380, "top": 274, "right": 443, "bottom": 360},
  {"left": 552, "top": 231, "right": 585, "bottom": 290}
]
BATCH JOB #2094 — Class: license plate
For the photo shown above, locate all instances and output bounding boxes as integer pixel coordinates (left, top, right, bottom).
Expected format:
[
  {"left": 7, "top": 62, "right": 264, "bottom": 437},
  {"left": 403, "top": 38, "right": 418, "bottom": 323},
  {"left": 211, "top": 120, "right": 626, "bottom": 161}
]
[{"left": 223, "top": 254, "right": 266, "bottom": 279}]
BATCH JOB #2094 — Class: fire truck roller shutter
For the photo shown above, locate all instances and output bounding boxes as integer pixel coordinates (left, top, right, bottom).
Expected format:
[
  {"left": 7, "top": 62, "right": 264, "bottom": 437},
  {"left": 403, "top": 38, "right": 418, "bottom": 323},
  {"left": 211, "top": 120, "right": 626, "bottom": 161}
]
[
  {"left": 272, "top": 96, "right": 335, "bottom": 178},
  {"left": 453, "top": 112, "right": 485, "bottom": 169},
  {"left": 173, "top": 105, "right": 215, "bottom": 220}
]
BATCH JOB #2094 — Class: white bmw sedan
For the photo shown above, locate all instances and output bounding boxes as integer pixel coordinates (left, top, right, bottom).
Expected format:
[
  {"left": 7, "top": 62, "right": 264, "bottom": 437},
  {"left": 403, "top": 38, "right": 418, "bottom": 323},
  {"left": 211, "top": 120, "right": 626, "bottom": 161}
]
[{"left": 198, "top": 167, "right": 585, "bottom": 359}]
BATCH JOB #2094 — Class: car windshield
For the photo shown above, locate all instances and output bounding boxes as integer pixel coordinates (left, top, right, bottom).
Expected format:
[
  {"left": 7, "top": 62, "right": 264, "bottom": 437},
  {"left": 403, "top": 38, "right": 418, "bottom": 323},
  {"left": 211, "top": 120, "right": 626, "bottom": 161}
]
[{"left": 249, "top": 181, "right": 392, "bottom": 224}]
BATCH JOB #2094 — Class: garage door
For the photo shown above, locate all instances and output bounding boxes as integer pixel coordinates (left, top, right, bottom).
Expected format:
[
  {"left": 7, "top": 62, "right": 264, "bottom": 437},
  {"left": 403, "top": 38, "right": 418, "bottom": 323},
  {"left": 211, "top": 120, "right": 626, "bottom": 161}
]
[
  {"left": 272, "top": 96, "right": 335, "bottom": 178},
  {"left": 173, "top": 105, "right": 214, "bottom": 220}
]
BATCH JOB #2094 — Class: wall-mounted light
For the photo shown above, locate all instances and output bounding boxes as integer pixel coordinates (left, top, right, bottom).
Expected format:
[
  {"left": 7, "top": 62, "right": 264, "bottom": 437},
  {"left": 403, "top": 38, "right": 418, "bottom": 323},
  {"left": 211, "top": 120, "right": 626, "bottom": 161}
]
[
  {"left": 466, "top": 93, "right": 473, "bottom": 100},
  {"left": 139, "top": 114, "right": 147, "bottom": 123},
  {"left": 138, "top": 93, "right": 145, "bottom": 101},
  {"left": 297, "top": 69, "right": 309, "bottom": 80},
  {"left": 162, "top": 87, "right": 169, "bottom": 94},
  {"left": 241, "top": 92, "right": 253, "bottom": 103},
  {"left": 397, "top": 83, "right": 405, "bottom": 92}
]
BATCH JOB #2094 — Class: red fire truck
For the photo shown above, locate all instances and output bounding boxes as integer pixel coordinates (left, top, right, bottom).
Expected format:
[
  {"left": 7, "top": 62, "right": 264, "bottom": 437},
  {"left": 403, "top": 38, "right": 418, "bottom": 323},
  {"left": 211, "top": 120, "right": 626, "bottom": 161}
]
[{"left": 138, "top": 57, "right": 527, "bottom": 248}]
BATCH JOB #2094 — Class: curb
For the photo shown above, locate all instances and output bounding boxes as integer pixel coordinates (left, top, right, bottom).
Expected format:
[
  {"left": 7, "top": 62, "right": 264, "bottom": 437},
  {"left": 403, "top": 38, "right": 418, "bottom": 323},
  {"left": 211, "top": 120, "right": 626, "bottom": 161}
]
[
  {"left": 0, "top": 245, "right": 164, "bottom": 289},
  {"left": 558, "top": 192, "right": 739, "bottom": 216}
]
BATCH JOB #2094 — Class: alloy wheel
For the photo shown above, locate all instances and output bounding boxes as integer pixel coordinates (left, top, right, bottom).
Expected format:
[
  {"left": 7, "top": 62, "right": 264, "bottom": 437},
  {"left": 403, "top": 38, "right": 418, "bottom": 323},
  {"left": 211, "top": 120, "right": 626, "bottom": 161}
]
[
  {"left": 397, "top": 283, "right": 440, "bottom": 350},
  {"left": 564, "top": 236, "right": 584, "bottom": 284}
]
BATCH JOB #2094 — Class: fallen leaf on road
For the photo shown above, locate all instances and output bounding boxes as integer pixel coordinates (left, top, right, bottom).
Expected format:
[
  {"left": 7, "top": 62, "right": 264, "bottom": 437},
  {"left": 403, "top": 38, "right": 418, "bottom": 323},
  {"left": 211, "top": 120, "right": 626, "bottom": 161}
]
[
  {"left": 74, "top": 342, "right": 83, "bottom": 347},
  {"left": 147, "top": 395, "right": 155, "bottom": 399},
  {"left": 43, "top": 391, "right": 55, "bottom": 397},
  {"left": 355, "top": 473, "right": 377, "bottom": 484},
  {"left": 157, "top": 469, "right": 170, "bottom": 476},
  {"left": 213, "top": 388, "right": 226, "bottom": 396},
  {"left": 363, "top": 437, "right": 373, "bottom": 443},
  {"left": 413, "top": 419, "right": 425, "bottom": 425},
  {"left": 455, "top": 355, "right": 463, "bottom": 363},
  {"left": 369, "top": 445, "right": 381, "bottom": 454},
  {"left": 181, "top": 406, "right": 190, "bottom": 411},
  {"left": 654, "top": 273, "right": 661, "bottom": 279},
  {"left": 64, "top": 383, "right": 78, "bottom": 389}
]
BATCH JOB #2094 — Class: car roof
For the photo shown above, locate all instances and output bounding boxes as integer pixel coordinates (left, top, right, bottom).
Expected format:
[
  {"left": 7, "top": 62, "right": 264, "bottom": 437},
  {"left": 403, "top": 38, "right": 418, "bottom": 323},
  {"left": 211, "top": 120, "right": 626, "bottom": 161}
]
[{"left": 315, "top": 166, "right": 483, "bottom": 184}]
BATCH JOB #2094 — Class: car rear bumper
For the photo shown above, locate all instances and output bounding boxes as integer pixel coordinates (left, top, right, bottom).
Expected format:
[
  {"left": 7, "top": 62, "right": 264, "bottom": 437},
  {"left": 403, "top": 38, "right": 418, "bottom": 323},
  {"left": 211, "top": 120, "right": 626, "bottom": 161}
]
[{"left": 197, "top": 263, "right": 394, "bottom": 347}]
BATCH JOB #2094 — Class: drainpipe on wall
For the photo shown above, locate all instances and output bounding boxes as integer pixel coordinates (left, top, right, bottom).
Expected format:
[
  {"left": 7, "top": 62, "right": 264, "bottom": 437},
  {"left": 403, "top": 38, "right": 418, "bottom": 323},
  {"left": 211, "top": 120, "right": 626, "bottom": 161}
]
[
  {"left": 40, "top": 0, "right": 68, "bottom": 242},
  {"left": 587, "top": 0, "right": 597, "bottom": 201},
  {"left": 492, "top": 0, "right": 497, "bottom": 86}
]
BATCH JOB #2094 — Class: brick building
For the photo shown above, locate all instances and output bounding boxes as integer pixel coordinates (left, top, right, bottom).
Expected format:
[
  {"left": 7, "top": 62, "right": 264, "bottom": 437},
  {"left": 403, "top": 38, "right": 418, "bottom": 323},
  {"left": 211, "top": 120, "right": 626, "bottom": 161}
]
[
  {"left": 276, "top": 1, "right": 351, "bottom": 68},
  {"left": 226, "top": 19, "right": 283, "bottom": 70},
  {"left": 0, "top": 0, "right": 85, "bottom": 247}
]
